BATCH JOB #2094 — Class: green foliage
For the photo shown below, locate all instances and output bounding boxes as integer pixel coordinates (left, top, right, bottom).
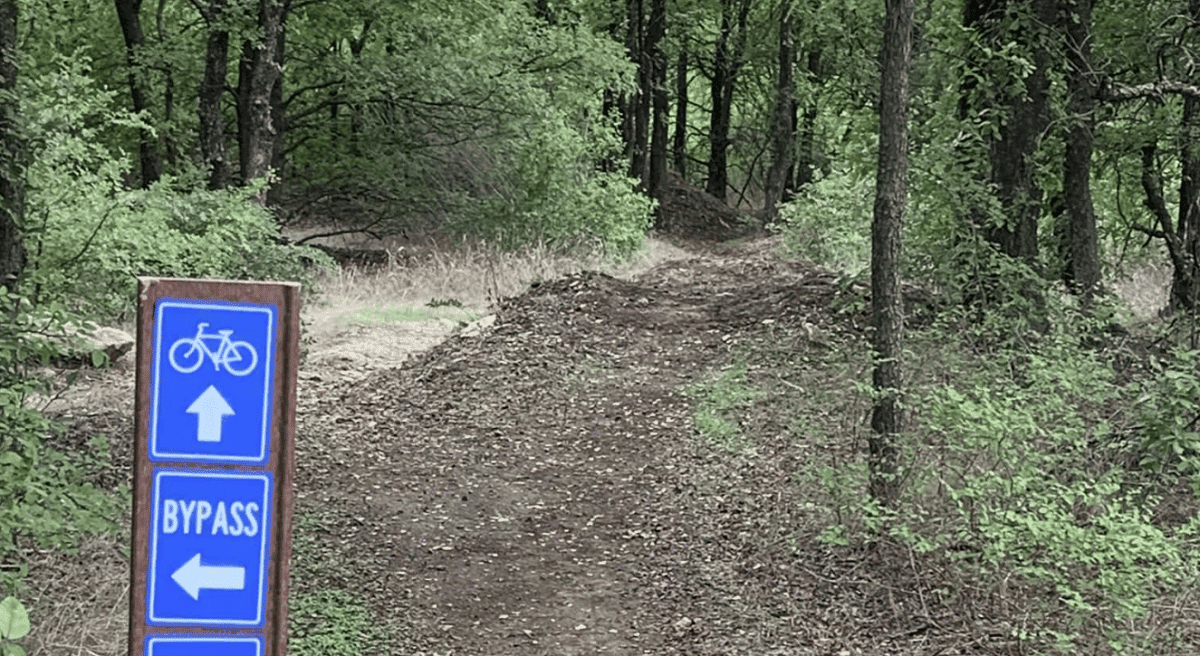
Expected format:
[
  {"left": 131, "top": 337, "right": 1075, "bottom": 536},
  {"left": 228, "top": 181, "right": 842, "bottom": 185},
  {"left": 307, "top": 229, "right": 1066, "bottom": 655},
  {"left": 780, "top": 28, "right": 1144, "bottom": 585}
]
[
  {"left": 775, "top": 169, "right": 872, "bottom": 273},
  {"left": 809, "top": 304, "right": 1200, "bottom": 652},
  {"left": 18, "top": 58, "right": 334, "bottom": 321},
  {"left": 686, "top": 360, "right": 764, "bottom": 456},
  {"left": 0, "top": 291, "right": 127, "bottom": 595},
  {"left": 289, "top": 589, "right": 391, "bottom": 656},
  {"left": 0, "top": 597, "right": 30, "bottom": 656},
  {"left": 1132, "top": 348, "right": 1200, "bottom": 477},
  {"left": 288, "top": 0, "right": 651, "bottom": 254}
]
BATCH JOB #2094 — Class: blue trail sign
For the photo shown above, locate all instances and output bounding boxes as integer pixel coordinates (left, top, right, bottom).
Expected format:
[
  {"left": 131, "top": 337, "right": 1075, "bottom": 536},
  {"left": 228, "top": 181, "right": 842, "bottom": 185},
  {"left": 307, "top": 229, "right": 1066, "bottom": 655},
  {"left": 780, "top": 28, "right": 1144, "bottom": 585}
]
[
  {"left": 150, "top": 300, "right": 277, "bottom": 464},
  {"left": 147, "top": 470, "right": 273, "bottom": 626},
  {"left": 130, "top": 279, "right": 299, "bottom": 656}
]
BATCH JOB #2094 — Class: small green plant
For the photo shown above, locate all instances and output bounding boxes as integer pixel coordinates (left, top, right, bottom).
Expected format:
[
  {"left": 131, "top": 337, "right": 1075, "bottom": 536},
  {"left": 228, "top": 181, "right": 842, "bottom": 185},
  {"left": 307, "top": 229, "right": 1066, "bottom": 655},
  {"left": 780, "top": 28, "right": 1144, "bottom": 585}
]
[
  {"left": 426, "top": 297, "right": 463, "bottom": 308},
  {"left": 0, "top": 597, "right": 30, "bottom": 656},
  {"left": 1132, "top": 348, "right": 1200, "bottom": 477},
  {"left": 289, "top": 589, "right": 391, "bottom": 656},
  {"left": 685, "top": 360, "right": 765, "bottom": 455}
]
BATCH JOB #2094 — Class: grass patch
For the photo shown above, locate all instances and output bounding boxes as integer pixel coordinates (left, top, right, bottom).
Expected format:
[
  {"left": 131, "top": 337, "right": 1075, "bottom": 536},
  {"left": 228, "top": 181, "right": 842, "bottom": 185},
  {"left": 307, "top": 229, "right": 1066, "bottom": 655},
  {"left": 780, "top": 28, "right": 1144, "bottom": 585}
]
[
  {"left": 685, "top": 359, "right": 767, "bottom": 456},
  {"left": 290, "top": 589, "right": 394, "bottom": 656}
]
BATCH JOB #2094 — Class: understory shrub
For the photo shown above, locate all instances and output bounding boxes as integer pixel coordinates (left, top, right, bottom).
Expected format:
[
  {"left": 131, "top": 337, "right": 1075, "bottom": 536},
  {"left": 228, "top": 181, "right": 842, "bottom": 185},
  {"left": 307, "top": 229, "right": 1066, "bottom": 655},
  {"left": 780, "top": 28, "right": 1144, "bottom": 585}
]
[
  {"left": 20, "top": 55, "right": 335, "bottom": 321},
  {"left": 775, "top": 169, "right": 872, "bottom": 273},
  {"left": 813, "top": 302, "right": 1200, "bottom": 654},
  {"left": 0, "top": 291, "right": 126, "bottom": 596}
]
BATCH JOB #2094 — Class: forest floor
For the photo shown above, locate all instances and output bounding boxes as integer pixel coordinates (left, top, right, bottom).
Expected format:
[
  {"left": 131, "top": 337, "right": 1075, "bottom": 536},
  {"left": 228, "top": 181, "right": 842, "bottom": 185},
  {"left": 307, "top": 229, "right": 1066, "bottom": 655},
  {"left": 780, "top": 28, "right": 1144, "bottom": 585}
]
[{"left": 26, "top": 230, "right": 1176, "bottom": 655}]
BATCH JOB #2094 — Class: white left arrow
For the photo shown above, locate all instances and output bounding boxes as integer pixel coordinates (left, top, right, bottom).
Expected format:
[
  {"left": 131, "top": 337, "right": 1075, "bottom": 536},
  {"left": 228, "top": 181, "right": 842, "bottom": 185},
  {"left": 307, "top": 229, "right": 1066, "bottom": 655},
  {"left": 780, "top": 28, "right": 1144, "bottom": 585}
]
[
  {"left": 171, "top": 553, "right": 246, "bottom": 600},
  {"left": 186, "top": 385, "right": 234, "bottom": 443}
]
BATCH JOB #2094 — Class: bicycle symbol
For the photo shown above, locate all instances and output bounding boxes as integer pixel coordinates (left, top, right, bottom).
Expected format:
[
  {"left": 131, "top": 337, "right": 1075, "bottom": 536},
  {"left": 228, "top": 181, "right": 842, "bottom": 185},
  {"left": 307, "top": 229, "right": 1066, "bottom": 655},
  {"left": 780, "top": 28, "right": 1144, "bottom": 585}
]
[{"left": 168, "top": 322, "right": 259, "bottom": 376}]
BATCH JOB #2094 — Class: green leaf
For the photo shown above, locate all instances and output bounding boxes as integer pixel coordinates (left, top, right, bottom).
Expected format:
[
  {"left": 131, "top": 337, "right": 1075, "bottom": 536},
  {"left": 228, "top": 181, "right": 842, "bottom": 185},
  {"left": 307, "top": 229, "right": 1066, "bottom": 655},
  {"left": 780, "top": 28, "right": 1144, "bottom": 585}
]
[
  {"left": 1, "top": 643, "right": 27, "bottom": 656},
  {"left": 0, "top": 597, "right": 31, "bottom": 641}
]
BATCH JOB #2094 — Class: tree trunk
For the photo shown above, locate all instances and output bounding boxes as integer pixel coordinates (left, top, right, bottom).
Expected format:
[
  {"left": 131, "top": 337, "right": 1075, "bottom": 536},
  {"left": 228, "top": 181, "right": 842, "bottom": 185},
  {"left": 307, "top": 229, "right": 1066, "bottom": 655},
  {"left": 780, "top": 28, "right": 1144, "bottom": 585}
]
[
  {"left": 236, "top": 0, "right": 287, "bottom": 204},
  {"left": 792, "top": 50, "right": 820, "bottom": 193},
  {"left": 114, "top": 0, "right": 162, "bottom": 187},
  {"left": 646, "top": 0, "right": 668, "bottom": 212},
  {"left": 1173, "top": 0, "right": 1200, "bottom": 312},
  {"left": 628, "top": 0, "right": 648, "bottom": 186},
  {"left": 266, "top": 4, "right": 289, "bottom": 207},
  {"left": 960, "top": 0, "right": 1052, "bottom": 264},
  {"left": 672, "top": 50, "right": 688, "bottom": 178},
  {"left": 1060, "top": 0, "right": 1101, "bottom": 306},
  {"left": 706, "top": 1, "right": 734, "bottom": 199},
  {"left": 197, "top": 0, "right": 230, "bottom": 190},
  {"left": 0, "top": 0, "right": 21, "bottom": 294},
  {"left": 763, "top": 0, "right": 795, "bottom": 223},
  {"left": 156, "top": 0, "right": 178, "bottom": 169},
  {"left": 870, "top": 0, "right": 912, "bottom": 506}
]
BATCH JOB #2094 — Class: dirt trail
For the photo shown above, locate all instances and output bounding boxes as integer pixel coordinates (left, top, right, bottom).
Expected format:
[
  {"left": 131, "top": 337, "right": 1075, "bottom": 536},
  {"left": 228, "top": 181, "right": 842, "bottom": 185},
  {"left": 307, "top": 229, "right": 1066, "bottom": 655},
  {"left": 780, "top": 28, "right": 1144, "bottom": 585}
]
[
  {"left": 43, "top": 245, "right": 943, "bottom": 655},
  {"left": 292, "top": 250, "right": 889, "bottom": 655}
]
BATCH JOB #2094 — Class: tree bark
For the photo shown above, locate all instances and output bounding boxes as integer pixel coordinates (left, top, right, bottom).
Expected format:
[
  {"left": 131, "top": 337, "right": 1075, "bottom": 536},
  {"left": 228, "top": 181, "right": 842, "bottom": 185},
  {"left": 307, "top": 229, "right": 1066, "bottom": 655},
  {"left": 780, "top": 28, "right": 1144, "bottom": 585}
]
[
  {"left": 1060, "top": 0, "right": 1101, "bottom": 306},
  {"left": 236, "top": 0, "right": 287, "bottom": 204},
  {"left": 870, "top": 0, "right": 912, "bottom": 506},
  {"left": 672, "top": 50, "right": 688, "bottom": 178},
  {"left": 986, "top": 0, "right": 1053, "bottom": 264},
  {"left": 792, "top": 50, "right": 820, "bottom": 193},
  {"left": 1174, "top": 0, "right": 1200, "bottom": 312},
  {"left": 114, "top": 0, "right": 162, "bottom": 187},
  {"left": 0, "top": 0, "right": 21, "bottom": 294},
  {"left": 763, "top": 0, "right": 795, "bottom": 222},
  {"left": 628, "top": 0, "right": 648, "bottom": 186},
  {"left": 156, "top": 0, "right": 178, "bottom": 169},
  {"left": 646, "top": 0, "right": 668, "bottom": 211},
  {"left": 705, "top": 0, "right": 750, "bottom": 200},
  {"left": 266, "top": 4, "right": 289, "bottom": 207},
  {"left": 197, "top": 0, "right": 230, "bottom": 190}
]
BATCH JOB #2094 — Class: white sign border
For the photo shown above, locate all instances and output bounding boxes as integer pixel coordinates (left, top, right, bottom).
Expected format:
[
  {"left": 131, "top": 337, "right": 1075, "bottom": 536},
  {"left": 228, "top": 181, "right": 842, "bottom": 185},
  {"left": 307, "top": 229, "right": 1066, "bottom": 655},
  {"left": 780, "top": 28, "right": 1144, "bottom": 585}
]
[
  {"left": 149, "top": 300, "right": 275, "bottom": 463},
  {"left": 146, "top": 470, "right": 273, "bottom": 627}
]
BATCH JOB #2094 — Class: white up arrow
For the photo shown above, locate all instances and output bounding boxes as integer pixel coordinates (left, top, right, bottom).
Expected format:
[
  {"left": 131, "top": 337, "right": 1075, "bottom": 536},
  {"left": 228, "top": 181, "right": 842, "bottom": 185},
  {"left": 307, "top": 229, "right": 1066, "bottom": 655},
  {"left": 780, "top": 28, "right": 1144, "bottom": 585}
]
[
  {"left": 171, "top": 553, "right": 246, "bottom": 600},
  {"left": 186, "top": 385, "right": 234, "bottom": 443}
]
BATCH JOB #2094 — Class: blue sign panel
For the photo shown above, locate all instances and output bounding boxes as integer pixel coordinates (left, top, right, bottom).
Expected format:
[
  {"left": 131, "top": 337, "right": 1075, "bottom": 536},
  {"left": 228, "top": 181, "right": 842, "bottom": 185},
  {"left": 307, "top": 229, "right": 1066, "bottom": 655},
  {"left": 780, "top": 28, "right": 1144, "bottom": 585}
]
[
  {"left": 147, "top": 470, "right": 273, "bottom": 627},
  {"left": 146, "top": 635, "right": 263, "bottom": 656},
  {"left": 151, "top": 299, "right": 276, "bottom": 464}
]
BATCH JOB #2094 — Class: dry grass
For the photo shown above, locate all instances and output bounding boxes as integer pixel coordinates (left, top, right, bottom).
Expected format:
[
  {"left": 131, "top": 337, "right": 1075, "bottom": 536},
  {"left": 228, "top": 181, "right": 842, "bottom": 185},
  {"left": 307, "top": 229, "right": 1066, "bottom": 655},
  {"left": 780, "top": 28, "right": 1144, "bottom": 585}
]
[
  {"left": 303, "top": 234, "right": 692, "bottom": 336},
  {"left": 20, "top": 535, "right": 129, "bottom": 656}
]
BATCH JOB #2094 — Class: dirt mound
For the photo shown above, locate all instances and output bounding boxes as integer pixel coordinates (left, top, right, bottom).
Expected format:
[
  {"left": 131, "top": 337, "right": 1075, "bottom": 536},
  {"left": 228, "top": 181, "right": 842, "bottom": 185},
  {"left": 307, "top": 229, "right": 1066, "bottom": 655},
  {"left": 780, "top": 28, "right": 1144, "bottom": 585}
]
[{"left": 658, "top": 171, "right": 759, "bottom": 241}]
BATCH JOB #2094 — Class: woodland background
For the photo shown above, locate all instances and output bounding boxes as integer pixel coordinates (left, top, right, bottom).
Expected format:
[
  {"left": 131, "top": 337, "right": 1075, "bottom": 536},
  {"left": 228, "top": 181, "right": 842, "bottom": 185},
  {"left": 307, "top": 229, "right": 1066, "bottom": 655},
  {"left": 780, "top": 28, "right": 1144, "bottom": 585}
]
[{"left": 2, "top": 0, "right": 1200, "bottom": 654}]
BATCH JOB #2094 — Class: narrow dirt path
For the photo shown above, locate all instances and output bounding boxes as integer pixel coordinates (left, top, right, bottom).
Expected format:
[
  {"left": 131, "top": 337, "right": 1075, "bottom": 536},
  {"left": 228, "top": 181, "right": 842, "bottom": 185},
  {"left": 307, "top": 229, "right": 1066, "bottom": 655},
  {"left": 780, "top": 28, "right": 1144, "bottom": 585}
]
[{"left": 292, "top": 252, "right": 896, "bottom": 655}]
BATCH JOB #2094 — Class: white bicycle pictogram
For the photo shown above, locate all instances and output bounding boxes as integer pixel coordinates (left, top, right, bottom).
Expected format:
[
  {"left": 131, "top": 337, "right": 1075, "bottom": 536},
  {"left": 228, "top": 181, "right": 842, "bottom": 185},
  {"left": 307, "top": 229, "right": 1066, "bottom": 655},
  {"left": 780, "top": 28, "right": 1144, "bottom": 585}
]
[{"left": 168, "top": 322, "right": 259, "bottom": 376}]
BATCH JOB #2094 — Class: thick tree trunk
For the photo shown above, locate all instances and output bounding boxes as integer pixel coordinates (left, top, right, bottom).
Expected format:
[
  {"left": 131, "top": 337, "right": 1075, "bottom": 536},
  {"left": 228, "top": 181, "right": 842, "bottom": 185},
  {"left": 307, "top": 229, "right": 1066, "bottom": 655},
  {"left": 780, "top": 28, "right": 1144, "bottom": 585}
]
[
  {"left": 647, "top": 0, "right": 668, "bottom": 214},
  {"left": 114, "top": 0, "right": 162, "bottom": 187},
  {"left": 763, "top": 0, "right": 795, "bottom": 222},
  {"left": 962, "top": 0, "right": 1052, "bottom": 264},
  {"left": 672, "top": 50, "right": 688, "bottom": 178},
  {"left": 197, "top": 0, "right": 230, "bottom": 190},
  {"left": 1060, "top": 0, "right": 1101, "bottom": 306},
  {"left": 0, "top": 0, "right": 21, "bottom": 294},
  {"left": 236, "top": 0, "right": 287, "bottom": 204},
  {"left": 870, "top": 0, "right": 912, "bottom": 506}
]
